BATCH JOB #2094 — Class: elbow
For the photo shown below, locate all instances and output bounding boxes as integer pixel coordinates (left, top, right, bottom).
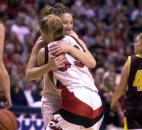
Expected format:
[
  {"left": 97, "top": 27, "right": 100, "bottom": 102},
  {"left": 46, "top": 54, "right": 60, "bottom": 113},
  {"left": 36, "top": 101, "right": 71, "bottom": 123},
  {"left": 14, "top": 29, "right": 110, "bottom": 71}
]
[
  {"left": 0, "top": 65, "right": 9, "bottom": 79},
  {"left": 89, "top": 60, "right": 96, "bottom": 69},
  {"left": 25, "top": 74, "right": 30, "bottom": 82},
  {"left": 25, "top": 71, "right": 32, "bottom": 81},
  {"left": 25, "top": 70, "right": 40, "bottom": 81}
]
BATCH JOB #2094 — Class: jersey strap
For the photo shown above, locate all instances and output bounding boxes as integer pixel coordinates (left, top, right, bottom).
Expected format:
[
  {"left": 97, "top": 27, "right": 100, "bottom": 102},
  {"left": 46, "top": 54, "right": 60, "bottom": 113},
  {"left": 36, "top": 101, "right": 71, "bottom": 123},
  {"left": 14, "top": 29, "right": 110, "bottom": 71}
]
[{"left": 67, "top": 35, "right": 85, "bottom": 52}]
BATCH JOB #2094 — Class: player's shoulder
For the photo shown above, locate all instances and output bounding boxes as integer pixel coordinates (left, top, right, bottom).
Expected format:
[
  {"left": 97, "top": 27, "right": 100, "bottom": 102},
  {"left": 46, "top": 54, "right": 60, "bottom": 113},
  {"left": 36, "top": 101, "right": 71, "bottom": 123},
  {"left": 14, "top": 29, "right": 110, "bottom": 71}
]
[
  {"left": 39, "top": 47, "right": 45, "bottom": 54},
  {"left": 64, "top": 35, "right": 75, "bottom": 40},
  {"left": 63, "top": 35, "right": 77, "bottom": 44}
]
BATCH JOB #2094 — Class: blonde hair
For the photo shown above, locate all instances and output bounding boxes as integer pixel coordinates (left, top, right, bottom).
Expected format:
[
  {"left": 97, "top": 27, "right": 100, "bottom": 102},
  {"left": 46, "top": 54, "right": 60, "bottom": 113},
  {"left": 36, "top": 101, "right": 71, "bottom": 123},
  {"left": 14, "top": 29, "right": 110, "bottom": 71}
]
[{"left": 39, "top": 14, "right": 63, "bottom": 40}]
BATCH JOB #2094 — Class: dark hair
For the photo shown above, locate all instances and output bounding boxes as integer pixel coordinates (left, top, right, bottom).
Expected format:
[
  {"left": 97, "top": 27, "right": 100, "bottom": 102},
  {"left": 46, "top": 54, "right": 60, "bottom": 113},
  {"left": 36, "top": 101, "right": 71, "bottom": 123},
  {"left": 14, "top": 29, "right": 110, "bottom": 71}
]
[
  {"left": 40, "top": 2, "right": 72, "bottom": 18},
  {"left": 40, "top": 5, "right": 53, "bottom": 18},
  {"left": 52, "top": 2, "right": 72, "bottom": 16}
]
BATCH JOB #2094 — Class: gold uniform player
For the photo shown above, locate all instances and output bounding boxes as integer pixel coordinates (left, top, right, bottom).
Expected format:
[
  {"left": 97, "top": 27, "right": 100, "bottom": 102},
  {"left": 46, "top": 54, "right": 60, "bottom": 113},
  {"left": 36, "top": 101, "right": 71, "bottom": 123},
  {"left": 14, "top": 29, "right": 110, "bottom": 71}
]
[{"left": 111, "top": 33, "right": 142, "bottom": 130}]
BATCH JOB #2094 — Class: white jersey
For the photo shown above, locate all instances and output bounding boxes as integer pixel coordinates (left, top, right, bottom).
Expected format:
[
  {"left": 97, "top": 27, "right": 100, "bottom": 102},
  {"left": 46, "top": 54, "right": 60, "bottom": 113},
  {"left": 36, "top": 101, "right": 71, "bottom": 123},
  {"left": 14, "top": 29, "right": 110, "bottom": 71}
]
[
  {"left": 48, "top": 35, "right": 98, "bottom": 93},
  {"left": 48, "top": 35, "right": 103, "bottom": 128},
  {"left": 41, "top": 73, "right": 61, "bottom": 127}
]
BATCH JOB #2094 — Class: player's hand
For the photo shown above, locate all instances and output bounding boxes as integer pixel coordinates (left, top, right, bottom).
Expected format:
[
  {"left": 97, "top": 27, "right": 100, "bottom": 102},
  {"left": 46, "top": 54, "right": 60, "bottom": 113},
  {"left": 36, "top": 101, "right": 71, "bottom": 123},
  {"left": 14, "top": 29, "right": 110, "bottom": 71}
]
[
  {"left": 111, "top": 100, "right": 119, "bottom": 112},
  {"left": 0, "top": 94, "right": 12, "bottom": 109},
  {"left": 48, "top": 55, "right": 65, "bottom": 71},
  {"left": 4, "top": 96, "right": 12, "bottom": 109},
  {"left": 49, "top": 41, "right": 70, "bottom": 56}
]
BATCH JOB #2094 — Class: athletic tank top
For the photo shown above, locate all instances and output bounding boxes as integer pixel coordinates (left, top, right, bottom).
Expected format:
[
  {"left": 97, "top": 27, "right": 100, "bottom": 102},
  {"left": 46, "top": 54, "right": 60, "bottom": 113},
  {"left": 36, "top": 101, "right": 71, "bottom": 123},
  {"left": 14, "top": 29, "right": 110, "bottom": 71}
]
[
  {"left": 125, "top": 54, "right": 142, "bottom": 111},
  {"left": 48, "top": 36, "right": 103, "bottom": 127},
  {"left": 40, "top": 42, "right": 61, "bottom": 99},
  {"left": 48, "top": 35, "right": 98, "bottom": 93}
]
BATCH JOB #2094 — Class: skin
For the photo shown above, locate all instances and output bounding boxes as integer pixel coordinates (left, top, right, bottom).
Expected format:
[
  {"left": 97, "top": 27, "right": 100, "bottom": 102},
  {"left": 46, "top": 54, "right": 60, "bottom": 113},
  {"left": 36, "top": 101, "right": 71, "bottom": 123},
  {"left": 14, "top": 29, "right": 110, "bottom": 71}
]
[
  {"left": 60, "top": 13, "right": 96, "bottom": 68},
  {"left": 111, "top": 35, "right": 142, "bottom": 111},
  {"left": 26, "top": 12, "right": 96, "bottom": 81},
  {"left": 25, "top": 36, "right": 65, "bottom": 81},
  {"left": 61, "top": 13, "right": 73, "bottom": 35},
  {"left": 0, "top": 23, "right": 12, "bottom": 108},
  {"left": 39, "top": 15, "right": 103, "bottom": 130},
  {"left": 26, "top": 13, "right": 97, "bottom": 128},
  {"left": 37, "top": 44, "right": 65, "bottom": 72}
]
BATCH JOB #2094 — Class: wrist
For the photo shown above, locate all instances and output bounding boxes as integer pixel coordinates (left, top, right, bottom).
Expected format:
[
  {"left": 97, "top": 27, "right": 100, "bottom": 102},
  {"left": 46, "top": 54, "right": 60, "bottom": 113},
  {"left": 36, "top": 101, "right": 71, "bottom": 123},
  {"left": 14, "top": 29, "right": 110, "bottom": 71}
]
[
  {"left": 45, "top": 63, "right": 52, "bottom": 71},
  {"left": 45, "top": 61, "right": 56, "bottom": 72}
]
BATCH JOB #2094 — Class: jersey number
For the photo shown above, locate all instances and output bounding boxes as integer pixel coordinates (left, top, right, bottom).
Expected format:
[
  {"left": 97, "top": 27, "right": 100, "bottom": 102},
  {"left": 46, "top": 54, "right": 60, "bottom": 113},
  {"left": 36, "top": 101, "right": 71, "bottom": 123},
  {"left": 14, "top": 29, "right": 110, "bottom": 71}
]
[{"left": 133, "top": 70, "right": 142, "bottom": 91}]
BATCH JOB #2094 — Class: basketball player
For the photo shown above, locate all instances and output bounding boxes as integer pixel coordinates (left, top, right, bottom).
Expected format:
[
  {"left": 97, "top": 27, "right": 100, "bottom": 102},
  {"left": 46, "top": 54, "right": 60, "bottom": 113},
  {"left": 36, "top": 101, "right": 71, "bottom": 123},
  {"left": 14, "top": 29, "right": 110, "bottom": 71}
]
[
  {"left": 26, "top": 3, "right": 95, "bottom": 81},
  {"left": 0, "top": 22, "right": 12, "bottom": 108},
  {"left": 26, "top": 3, "right": 96, "bottom": 127},
  {"left": 111, "top": 33, "right": 142, "bottom": 129},
  {"left": 39, "top": 14, "right": 103, "bottom": 130}
]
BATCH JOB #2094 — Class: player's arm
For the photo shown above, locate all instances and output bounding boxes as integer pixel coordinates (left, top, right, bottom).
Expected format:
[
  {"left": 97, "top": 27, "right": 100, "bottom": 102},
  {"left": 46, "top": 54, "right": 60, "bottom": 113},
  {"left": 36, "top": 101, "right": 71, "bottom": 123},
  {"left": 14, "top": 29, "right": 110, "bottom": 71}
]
[
  {"left": 26, "top": 46, "right": 52, "bottom": 81},
  {"left": 26, "top": 43, "right": 65, "bottom": 81},
  {"left": 37, "top": 48, "right": 65, "bottom": 74},
  {"left": 70, "top": 38, "right": 96, "bottom": 68},
  {"left": 70, "top": 31, "right": 96, "bottom": 68},
  {"left": 25, "top": 37, "right": 44, "bottom": 81},
  {"left": 0, "top": 23, "right": 5, "bottom": 59},
  {"left": 49, "top": 39, "right": 96, "bottom": 68},
  {"left": 0, "top": 23, "right": 12, "bottom": 108},
  {"left": 111, "top": 58, "right": 130, "bottom": 111}
]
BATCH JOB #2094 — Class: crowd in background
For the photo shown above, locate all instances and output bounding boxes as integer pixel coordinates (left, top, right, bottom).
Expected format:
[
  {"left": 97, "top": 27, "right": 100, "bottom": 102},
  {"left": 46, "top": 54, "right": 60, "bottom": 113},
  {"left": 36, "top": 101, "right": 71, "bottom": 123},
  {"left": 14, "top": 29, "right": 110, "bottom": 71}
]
[{"left": 0, "top": 0, "right": 142, "bottom": 130}]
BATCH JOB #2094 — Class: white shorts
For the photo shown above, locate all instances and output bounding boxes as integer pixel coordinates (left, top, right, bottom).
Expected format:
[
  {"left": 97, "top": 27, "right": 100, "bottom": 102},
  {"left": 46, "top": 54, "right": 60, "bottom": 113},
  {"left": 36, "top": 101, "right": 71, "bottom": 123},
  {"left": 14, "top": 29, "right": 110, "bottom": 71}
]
[
  {"left": 46, "top": 114, "right": 103, "bottom": 130},
  {"left": 58, "top": 87, "right": 103, "bottom": 128},
  {"left": 41, "top": 96, "right": 61, "bottom": 127}
]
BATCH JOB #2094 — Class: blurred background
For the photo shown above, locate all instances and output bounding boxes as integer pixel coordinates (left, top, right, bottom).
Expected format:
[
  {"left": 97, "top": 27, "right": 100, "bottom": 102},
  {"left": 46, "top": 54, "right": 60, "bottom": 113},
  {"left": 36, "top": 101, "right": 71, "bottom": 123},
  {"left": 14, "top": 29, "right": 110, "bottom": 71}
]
[{"left": 0, "top": 0, "right": 142, "bottom": 130}]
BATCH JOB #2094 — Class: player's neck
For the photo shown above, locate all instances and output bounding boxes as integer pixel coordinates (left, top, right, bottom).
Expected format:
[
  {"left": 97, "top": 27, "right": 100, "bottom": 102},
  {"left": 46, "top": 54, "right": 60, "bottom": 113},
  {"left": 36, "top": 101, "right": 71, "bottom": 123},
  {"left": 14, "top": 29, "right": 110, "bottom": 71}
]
[{"left": 54, "top": 34, "right": 64, "bottom": 41}]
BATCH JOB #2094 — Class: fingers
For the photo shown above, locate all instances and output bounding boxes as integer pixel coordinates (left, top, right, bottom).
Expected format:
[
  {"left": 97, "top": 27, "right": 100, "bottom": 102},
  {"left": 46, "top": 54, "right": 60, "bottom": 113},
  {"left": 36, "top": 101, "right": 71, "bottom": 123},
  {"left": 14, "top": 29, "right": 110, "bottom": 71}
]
[
  {"left": 54, "top": 56, "right": 66, "bottom": 68},
  {"left": 49, "top": 44, "right": 59, "bottom": 51},
  {"left": 55, "top": 56, "right": 65, "bottom": 64},
  {"left": 50, "top": 50, "right": 63, "bottom": 56},
  {"left": 49, "top": 55, "right": 65, "bottom": 70},
  {"left": 49, "top": 44, "right": 65, "bottom": 56},
  {"left": 54, "top": 55, "right": 65, "bottom": 62},
  {"left": 0, "top": 97, "right": 12, "bottom": 109},
  {"left": 49, "top": 44, "right": 62, "bottom": 56},
  {"left": 49, "top": 44, "right": 61, "bottom": 52},
  {"left": 49, "top": 41, "right": 69, "bottom": 56},
  {"left": 50, "top": 54, "right": 55, "bottom": 59},
  {"left": 49, "top": 46, "right": 59, "bottom": 52},
  {"left": 49, "top": 41, "right": 59, "bottom": 48},
  {"left": 49, "top": 41, "right": 66, "bottom": 50}
]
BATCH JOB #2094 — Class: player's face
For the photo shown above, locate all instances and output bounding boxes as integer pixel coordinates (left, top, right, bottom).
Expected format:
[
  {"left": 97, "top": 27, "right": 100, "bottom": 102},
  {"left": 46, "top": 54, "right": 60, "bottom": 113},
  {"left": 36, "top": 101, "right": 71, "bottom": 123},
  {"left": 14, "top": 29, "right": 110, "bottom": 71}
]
[
  {"left": 134, "top": 36, "right": 142, "bottom": 54},
  {"left": 61, "top": 13, "right": 73, "bottom": 35}
]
